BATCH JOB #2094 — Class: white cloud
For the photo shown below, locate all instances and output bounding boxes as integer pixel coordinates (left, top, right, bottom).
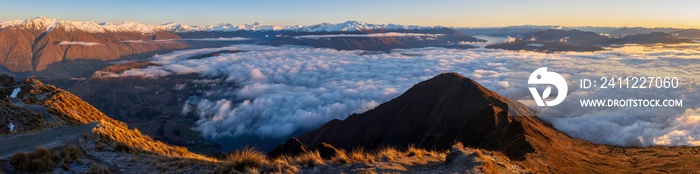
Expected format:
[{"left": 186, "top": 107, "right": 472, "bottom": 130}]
[
  {"left": 100, "top": 44, "right": 700, "bottom": 148},
  {"left": 118, "top": 37, "right": 249, "bottom": 43},
  {"left": 58, "top": 41, "right": 102, "bottom": 46},
  {"left": 292, "top": 32, "right": 444, "bottom": 39}
]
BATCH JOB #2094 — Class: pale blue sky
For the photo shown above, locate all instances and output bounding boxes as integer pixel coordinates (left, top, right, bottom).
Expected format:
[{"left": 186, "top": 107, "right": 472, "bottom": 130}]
[{"left": 1, "top": 0, "right": 698, "bottom": 28}]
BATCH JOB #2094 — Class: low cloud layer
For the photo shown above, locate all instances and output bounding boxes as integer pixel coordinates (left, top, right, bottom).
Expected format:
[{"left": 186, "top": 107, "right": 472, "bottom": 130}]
[
  {"left": 103, "top": 44, "right": 700, "bottom": 147},
  {"left": 117, "top": 37, "right": 249, "bottom": 43},
  {"left": 292, "top": 32, "right": 444, "bottom": 39},
  {"left": 58, "top": 41, "right": 102, "bottom": 46}
]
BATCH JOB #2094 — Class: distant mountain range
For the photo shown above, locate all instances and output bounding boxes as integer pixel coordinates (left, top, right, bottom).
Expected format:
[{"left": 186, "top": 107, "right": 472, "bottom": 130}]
[
  {"left": 1, "top": 17, "right": 698, "bottom": 73},
  {"left": 0, "top": 17, "right": 481, "bottom": 73},
  {"left": 0, "top": 17, "right": 443, "bottom": 33},
  {"left": 485, "top": 29, "right": 693, "bottom": 52},
  {"left": 456, "top": 25, "right": 700, "bottom": 39}
]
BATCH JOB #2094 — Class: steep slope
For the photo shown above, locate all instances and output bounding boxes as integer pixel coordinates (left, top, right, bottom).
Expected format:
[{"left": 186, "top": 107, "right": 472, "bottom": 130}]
[
  {"left": 274, "top": 73, "right": 700, "bottom": 173},
  {"left": 0, "top": 17, "right": 189, "bottom": 72},
  {"left": 0, "top": 74, "right": 216, "bottom": 173}
]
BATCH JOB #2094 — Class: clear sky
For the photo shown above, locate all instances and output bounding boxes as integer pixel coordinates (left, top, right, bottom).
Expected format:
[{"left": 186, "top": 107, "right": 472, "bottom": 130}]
[{"left": 1, "top": 0, "right": 698, "bottom": 28}]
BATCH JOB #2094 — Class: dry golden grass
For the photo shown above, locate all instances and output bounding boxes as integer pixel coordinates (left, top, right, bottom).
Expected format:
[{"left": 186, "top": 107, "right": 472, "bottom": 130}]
[
  {"left": 348, "top": 148, "right": 376, "bottom": 165},
  {"left": 89, "top": 120, "right": 216, "bottom": 162},
  {"left": 270, "top": 158, "right": 299, "bottom": 173},
  {"left": 376, "top": 146, "right": 401, "bottom": 161},
  {"left": 219, "top": 147, "right": 270, "bottom": 172},
  {"left": 406, "top": 145, "right": 426, "bottom": 157},
  {"left": 214, "top": 147, "right": 300, "bottom": 173},
  {"left": 287, "top": 150, "right": 325, "bottom": 167},
  {"left": 475, "top": 149, "right": 498, "bottom": 174}
]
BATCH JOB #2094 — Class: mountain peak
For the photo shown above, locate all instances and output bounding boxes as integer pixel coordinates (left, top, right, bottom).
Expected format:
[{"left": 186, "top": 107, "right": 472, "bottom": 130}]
[
  {"left": 273, "top": 73, "right": 534, "bottom": 160},
  {"left": 342, "top": 20, "right": 363, "bottom": 24},
  {"left": 435, "top": 72, "right": 467, "bottom": 79}
]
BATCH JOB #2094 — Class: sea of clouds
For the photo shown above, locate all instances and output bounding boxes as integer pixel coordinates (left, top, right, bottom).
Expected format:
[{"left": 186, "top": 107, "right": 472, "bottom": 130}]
[{"left": 99, "top": 44, "right": 700, "bottom": 147}]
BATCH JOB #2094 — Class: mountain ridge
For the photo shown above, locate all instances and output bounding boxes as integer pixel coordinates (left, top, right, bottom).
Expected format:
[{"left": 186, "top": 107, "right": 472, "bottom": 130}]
[{"left": 1, "top": 17, "right": 446, "bottom": 33}]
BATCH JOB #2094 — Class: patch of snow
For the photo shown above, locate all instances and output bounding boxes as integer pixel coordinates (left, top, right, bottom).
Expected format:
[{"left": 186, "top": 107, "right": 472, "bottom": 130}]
[
  {"left": 58, "top": 41, "right": 103, "bottom": 46},
  {"left": 526, "top": 43, "right": 544, "bottom": 47},
  {"left": 10, "top": 87, "right": 20, "bottom": 99},
  {"left": 0, "top": 16, "right": 60, "bottom": 32}
]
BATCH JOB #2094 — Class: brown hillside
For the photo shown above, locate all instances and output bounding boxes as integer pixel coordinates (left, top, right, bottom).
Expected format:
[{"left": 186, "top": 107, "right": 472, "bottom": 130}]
[{"left": 0, "top": 24, "right": 188, "bottom": 72}]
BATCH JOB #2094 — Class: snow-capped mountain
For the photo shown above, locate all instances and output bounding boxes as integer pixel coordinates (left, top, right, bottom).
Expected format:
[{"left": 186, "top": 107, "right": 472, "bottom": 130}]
[
  {"left": 292, "top": 20, "right": 440, "bottom": 32},
  {"left": 0, "top": 17, "right": 443, "bottom": 34},
  {"left": 0, "top": 17, "right": 471, "bottom": 73},
  {"left": 0, "top": 16, "right": 163, "bottom": 33}
]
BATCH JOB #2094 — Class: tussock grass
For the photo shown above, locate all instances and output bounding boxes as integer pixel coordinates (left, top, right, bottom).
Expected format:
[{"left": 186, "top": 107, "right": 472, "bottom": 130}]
[
  {"left": 406, "top": 145, "right": 427, "bottom": 157},
  {"left": 475, "top": 149, "right": 498, "bottom": 174},
  {"left": 11, "top": 145, "right": 86, "bottom": 172},
  {"left": 349, "top": 148, "right": 376, "bottom": 165},
  {"left": 287, "top": 150, "right": 325, "bottom": 167},
  {"left": 216, "top": 147, "right": 271, "bottom": 173},
  {"left": 376, "top": 146, "right": 401, "bottom": 161},
  {"left": 52, "top": 145, "right": 85, "bottom": 170},
  {"left": 11, "top": 147, "right": 56, "bottom": 172}
]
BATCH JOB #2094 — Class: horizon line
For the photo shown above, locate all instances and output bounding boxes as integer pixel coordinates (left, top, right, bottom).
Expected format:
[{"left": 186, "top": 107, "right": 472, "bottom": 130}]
[{"left": 2, "top": 16, "right": 699, "bottom": 30}]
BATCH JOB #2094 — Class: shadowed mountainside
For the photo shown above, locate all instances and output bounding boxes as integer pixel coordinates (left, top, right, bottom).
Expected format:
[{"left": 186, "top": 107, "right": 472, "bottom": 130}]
[{"left": 273, "top": 73, "right": 700, "bottom": 173}]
